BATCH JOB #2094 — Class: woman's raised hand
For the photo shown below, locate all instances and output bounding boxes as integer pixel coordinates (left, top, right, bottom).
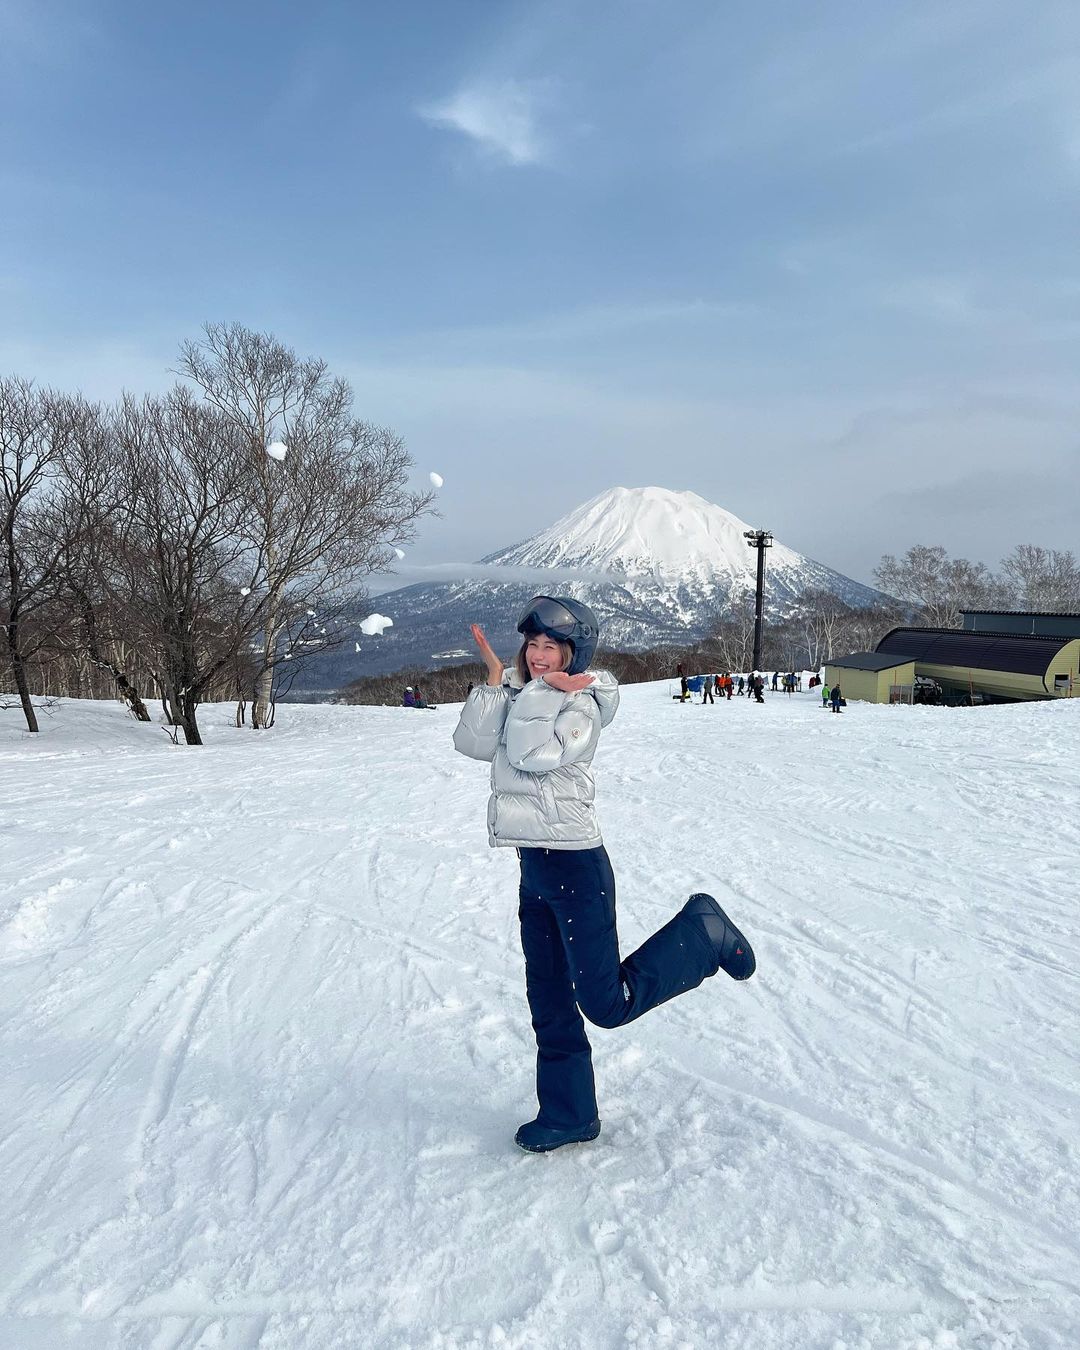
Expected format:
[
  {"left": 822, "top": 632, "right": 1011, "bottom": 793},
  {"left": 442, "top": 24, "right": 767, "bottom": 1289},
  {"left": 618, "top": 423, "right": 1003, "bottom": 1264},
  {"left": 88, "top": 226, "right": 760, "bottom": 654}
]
[
  {"left": 543, "top": 671, "right": 595, "bottom": 693},
  {"left": 470, "top": 624, "right": 504, "bottom": 686}
]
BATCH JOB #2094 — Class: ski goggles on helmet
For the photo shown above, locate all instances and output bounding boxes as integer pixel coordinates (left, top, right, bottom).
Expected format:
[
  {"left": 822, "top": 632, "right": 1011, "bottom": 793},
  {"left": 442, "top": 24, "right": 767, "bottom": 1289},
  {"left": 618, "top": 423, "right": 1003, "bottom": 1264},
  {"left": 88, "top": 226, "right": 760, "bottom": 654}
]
[{"left": 516, "top": 596, "right": 581, "bottom": 639}]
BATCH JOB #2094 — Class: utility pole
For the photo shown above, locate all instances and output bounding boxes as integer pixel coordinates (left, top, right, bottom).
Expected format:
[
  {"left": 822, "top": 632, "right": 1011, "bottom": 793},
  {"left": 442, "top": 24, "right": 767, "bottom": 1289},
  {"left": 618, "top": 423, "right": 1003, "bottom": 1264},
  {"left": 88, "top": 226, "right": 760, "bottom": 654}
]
[{"left": 743, "top": 529, "right": 773, "bottom": 672}]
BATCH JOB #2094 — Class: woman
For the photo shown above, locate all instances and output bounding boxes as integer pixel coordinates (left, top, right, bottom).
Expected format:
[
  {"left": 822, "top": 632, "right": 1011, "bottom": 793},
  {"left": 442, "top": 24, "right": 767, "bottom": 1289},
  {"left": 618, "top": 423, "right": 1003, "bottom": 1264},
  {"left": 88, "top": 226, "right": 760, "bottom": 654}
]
[{"left": 453, "top": 595, "right": 756, "bottom": 1154}]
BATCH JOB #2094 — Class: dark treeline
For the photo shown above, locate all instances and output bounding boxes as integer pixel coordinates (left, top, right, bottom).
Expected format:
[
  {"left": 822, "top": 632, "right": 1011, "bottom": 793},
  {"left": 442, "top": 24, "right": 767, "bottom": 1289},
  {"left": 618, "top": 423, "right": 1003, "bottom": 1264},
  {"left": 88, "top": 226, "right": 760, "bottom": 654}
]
[
  {"left": 337, "top": 614, "right": 905, "bottom": 707},
  {"left": 0, "top": 324, "right": 432, "bottom": 743}
]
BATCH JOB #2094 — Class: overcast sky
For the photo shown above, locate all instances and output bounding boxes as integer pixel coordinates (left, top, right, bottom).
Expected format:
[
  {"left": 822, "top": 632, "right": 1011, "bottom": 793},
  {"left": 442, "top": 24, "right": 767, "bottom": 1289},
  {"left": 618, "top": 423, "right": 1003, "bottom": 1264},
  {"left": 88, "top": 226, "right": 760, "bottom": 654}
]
[{"left": 2, "top": 0, "right": 1078, "bottom": 589}]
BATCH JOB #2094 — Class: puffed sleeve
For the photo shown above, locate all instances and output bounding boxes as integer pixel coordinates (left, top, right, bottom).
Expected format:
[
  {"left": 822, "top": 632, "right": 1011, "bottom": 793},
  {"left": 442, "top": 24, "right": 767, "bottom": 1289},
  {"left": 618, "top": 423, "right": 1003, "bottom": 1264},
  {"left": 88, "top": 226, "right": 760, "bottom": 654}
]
[
  {"left": 503, "top": 680, "right": 600, "bottom": 773},
  {"left": 452, "top": 683, "right": 513, "bottom": 762}
]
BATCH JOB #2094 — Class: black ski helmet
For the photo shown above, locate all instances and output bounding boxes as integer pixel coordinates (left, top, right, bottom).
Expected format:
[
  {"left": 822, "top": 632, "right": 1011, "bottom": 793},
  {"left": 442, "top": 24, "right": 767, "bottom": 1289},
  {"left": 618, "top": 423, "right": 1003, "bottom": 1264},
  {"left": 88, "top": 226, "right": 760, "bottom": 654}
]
[{"left": 516, "top": 595, "right": 599, "bottom": 676}]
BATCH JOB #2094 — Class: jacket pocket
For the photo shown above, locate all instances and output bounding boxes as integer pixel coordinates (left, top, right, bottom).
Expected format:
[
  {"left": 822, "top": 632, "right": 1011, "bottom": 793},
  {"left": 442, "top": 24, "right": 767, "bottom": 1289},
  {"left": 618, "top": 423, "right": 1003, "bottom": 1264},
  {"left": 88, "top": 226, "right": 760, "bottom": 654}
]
[{"left": 539, "top": 775, "right": 559, "bottom": 825}]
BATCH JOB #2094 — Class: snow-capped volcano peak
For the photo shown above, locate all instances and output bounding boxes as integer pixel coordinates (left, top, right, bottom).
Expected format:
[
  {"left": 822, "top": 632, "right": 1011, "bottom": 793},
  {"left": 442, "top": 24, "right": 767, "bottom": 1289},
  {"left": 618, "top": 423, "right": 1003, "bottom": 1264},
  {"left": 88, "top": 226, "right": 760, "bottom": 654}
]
[{"left": 484, "top": 486, "right": 802, "bottom": 581}]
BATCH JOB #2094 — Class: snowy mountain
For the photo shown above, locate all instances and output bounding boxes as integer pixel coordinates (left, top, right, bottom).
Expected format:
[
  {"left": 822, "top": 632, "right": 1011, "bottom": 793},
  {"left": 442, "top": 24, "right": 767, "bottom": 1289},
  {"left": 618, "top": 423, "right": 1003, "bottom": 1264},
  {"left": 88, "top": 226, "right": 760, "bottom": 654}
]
[
  {"left": 290, "top": 487, "right": 889, "bottom": 692},
  {"left": 483, "top": 485, "right": 883, "bottom": 619}
]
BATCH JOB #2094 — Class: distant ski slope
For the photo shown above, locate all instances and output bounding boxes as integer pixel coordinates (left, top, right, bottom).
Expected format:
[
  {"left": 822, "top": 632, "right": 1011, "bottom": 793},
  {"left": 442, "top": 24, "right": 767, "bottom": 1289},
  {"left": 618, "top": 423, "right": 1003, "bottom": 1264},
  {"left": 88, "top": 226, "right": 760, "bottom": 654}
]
[{"left": 2, "top": 689, "right": 1077, "bottom": 1348}]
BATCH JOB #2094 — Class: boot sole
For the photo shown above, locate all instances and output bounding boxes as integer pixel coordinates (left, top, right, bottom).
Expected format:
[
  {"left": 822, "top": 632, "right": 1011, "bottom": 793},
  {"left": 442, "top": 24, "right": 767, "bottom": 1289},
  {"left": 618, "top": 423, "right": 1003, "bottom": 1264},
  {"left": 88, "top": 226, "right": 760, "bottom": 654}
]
[{"left": 686, "top": 893, "right": 756, "bottom": 981}]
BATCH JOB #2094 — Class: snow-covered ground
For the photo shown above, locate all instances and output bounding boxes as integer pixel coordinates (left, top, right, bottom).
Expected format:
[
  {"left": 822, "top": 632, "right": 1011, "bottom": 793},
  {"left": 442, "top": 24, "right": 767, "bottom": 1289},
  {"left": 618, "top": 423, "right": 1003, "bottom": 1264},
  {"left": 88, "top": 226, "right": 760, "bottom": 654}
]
[{"left": 2, "top": 684, "right": 1078, "bottom": 1350}]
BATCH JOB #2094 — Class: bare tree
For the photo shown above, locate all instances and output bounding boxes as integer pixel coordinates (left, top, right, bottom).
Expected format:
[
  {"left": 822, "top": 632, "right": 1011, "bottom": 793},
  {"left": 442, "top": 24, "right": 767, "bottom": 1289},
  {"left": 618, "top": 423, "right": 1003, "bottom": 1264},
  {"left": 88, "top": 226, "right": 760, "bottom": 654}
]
[
  {"left": 46, "top": 399, "right": 154, "bottom": 720},
  {"left": 795, "top": 589, "right": 854, "bottom": 668},
  {"left": 0, "top": 379, "right": 89, "bottom": 731},
  {"left": 110, "top": 389, "right": 254, "bottom": 745},
  {"left": 839, "top": 600, "right": 910, "bottom": 655},
  {"left": 873, "top": 545, "right": 999, "bottom": 628},
  {"left": 177, "top": 323, "right": 432, "bottom": 729},
  {"left": 704, "top": 593, "right": 758, "bottom": 673},
  {"left": 997, "top": 545, "right": 1080, "bottom": 613}
]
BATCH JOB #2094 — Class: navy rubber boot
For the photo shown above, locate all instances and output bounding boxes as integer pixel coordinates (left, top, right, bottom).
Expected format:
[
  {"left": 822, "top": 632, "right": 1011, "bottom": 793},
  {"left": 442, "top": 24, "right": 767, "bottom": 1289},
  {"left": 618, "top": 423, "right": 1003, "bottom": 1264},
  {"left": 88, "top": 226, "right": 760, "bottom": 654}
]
[
  {"left": 681, "top": 894, "right": 756, "bottom": 981},
  {"left": 514, "top": 1117, "right": 602, "bottom": 1154}
]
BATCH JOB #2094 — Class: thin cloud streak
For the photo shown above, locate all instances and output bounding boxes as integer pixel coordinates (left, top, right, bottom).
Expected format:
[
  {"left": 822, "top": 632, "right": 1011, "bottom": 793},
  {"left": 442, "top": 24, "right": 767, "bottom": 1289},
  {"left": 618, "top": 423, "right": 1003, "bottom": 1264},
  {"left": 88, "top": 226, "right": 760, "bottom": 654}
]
[
  {"left": 368, "top": 560, "right": 628, "bottom": 596},
  {"left": 418, "top": 78, "right": 548, "bottom": 165}
]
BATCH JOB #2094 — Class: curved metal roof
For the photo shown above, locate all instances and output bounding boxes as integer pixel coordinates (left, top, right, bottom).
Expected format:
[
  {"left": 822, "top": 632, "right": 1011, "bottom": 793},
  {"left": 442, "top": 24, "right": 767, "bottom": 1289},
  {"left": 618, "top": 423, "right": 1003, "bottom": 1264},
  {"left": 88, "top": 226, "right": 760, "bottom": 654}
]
[{"left": 876, "top": 627, "right": 1072, "bottom": 676}]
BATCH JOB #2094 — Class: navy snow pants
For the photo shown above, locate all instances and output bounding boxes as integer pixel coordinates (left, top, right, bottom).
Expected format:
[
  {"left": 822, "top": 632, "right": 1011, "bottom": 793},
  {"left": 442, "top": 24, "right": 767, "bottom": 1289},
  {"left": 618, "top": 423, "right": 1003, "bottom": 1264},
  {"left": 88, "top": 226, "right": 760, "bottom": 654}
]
[{"left": 517, "top": 845, "right": 719, "bottom": 1130}]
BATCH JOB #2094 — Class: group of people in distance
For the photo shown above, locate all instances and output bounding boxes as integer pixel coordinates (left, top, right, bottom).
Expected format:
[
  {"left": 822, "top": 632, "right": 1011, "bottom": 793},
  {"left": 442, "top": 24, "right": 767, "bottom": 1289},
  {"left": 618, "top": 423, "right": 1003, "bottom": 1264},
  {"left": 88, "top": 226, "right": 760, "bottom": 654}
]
[
  {"left": 676, "top": 665, "right": 845, "bottom": 712},
  {"left": 675, "top": 666, "right": 770, "bottom": 704},
  {"left": 402, "top": 684, "right": 430, "bottom": 708}
]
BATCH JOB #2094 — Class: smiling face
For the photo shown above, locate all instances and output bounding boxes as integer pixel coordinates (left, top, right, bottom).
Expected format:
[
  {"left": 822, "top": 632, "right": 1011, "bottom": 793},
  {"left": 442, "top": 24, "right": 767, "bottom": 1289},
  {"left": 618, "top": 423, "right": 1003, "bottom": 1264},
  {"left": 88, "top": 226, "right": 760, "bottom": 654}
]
[{"left": 523, "top": 633, "right": 571, "bottom": 680}]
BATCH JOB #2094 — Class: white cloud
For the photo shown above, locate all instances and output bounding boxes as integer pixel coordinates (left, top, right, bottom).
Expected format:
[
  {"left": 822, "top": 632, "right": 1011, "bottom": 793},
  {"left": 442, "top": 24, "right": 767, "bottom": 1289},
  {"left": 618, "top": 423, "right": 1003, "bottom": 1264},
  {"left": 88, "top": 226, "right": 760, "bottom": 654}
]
[
  {"left": 419, "top": 79, "right": 547, "bottom": 166},
  {"left": 367, "top": 560, "right": 626, "bottom": 596}
]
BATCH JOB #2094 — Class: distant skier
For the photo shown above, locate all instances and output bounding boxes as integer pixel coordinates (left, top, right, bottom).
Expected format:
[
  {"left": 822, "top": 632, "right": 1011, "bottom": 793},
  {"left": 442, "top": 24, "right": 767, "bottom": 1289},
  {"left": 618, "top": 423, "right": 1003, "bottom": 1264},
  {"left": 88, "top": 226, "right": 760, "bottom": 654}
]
[
  {"left": 831, "top": 683, "right": 843, "bottom": 713},
  {"left": 454, "top": 596, "right": 756, "bottom": 1154},
  {"left": 737, "top": 675, "right": 745, "bottom": 696},
  {"left": 772, "top": 671, "right": 779, "bottom": 691},
  {"left": 702, "top": 673, "right": 715, "bottom": 704},
  {"left": 822, "top": 682, "right": 831, "bottom": 708}
]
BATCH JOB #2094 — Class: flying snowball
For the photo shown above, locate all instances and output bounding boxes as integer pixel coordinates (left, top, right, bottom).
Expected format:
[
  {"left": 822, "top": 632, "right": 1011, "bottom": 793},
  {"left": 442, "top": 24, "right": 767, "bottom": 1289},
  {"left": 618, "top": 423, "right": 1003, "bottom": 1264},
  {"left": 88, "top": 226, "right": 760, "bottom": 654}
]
[
  {"left": 359, "top": 613, "right": 394, "bottom": 637},
  {"left": 307, "top": 609, "right": 316, "bottom": 616},
  {"left": 429, "top": 471, "right": 443, "bottom": 488},
  {"left": 394, "top": 548, "right": 406, "bottom": 560},
  {"left": 266, "top": 440, "right": 288, "bottom": 462},
  {"left": 355, "top": 642, "right": 362, "bottom": 653},
  {"left": 240, "top": 587, "right": 251, "bottom": 596}
]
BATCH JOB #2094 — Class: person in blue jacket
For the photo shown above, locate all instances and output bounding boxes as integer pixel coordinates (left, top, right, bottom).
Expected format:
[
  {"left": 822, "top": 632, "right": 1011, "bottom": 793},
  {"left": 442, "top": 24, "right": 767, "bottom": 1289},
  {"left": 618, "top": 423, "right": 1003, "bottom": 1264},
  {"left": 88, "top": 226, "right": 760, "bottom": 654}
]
[{"left": 454, "top": 596, "right": 756, "bottom": 1154}]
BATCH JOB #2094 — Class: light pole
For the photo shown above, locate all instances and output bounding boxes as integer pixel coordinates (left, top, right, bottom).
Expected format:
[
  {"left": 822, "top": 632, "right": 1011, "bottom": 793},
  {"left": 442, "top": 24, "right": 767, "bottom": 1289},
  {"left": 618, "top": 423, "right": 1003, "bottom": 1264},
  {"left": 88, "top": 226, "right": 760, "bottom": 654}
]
[{"left": 743, "top": 529, "right": 773, "bottom": 673}]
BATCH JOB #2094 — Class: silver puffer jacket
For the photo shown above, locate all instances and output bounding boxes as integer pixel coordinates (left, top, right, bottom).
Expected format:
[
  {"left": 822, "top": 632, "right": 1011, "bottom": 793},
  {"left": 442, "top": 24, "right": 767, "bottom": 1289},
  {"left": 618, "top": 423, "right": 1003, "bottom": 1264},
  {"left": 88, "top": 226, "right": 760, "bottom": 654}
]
[{"left": 453, "top": 667, "right": 620, "bottom": 850}]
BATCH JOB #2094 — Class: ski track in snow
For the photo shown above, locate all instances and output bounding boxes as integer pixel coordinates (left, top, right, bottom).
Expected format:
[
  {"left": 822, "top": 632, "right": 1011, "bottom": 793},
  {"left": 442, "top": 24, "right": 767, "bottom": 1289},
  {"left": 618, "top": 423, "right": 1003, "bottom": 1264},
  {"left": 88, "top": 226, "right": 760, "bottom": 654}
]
[{"left": 1, "top": 687, "right": 1078, "bottom": 1349}]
